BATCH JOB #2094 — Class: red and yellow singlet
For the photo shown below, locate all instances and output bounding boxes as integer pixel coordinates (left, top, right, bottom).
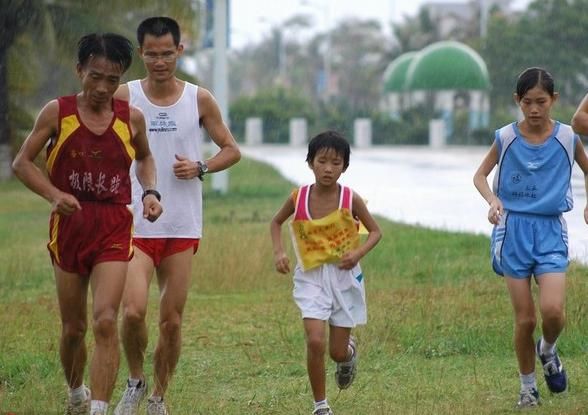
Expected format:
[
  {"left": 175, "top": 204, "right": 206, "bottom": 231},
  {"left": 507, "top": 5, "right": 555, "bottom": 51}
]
[{"left": 46, "top": 95, "right": 136, "bottom": 204}]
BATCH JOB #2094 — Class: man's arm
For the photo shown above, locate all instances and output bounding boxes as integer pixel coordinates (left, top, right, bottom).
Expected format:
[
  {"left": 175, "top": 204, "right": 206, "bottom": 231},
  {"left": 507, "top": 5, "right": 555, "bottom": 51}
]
[
  {"left": 172, "top": 87, "right": 240, "bottom": 180},
  {"left": 130, "top": 106, "right": 162, "bottom": 222},
  {"left": 113, "top": 83, "right": 130, "bottom": 101},
  {"left": 197, "top": 87, "right": 241, "bottom": 172},
  {"left": 12, "top": 100, "right": 82, "bottom": 215},
  {"left": 572, "top": 93, "right": 588, "bottom": 135}
]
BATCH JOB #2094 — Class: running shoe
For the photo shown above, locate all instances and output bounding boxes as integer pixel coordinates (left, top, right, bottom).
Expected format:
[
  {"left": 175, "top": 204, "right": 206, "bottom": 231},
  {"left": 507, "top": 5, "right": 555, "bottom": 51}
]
[
  {"left": 65, "top": 386, "right": 91, "bottom": 415},
  {"left": 516, "top": 387, "right": 540, "bottom": 409},
  {"left": 147, "top": 397, "right": 169, "bottom": 415},
  {"left": 536, "top": 340, "right": 567, "bottom": 393},
  {"left": 313, "top": 407, "right": 334, "bottom": 415},
  {"left": 335, "top": 335, "right": 357, "bottom": 390},
  {"left": 114, "top": 379, "right": 148, "bottom": 415}
]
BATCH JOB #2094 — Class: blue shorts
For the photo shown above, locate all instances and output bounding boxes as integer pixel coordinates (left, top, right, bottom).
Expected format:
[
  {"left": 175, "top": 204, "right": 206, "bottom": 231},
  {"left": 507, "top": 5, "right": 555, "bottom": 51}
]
[{"left": 491, "top": 211, "right": 569, "bottom": 278}]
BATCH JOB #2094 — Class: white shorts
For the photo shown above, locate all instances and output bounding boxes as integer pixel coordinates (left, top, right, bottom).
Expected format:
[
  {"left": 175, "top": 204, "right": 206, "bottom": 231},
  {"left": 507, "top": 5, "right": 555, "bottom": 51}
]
[{"left": 293, "top": 263, "right": 367, "bottom": 328}]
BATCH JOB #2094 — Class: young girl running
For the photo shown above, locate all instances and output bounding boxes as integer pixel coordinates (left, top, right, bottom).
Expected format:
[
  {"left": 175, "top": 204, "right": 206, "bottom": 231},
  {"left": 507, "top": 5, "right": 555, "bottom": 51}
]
[
  {"left": 474, "top": 67, "right": 588, "bottom": 408},
  {"left": 270, "top": 130, "right": 381, "bottom": 415}
]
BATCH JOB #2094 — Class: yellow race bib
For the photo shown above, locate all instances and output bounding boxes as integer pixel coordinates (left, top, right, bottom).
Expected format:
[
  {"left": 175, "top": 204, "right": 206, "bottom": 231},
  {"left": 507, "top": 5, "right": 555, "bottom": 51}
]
[{"left": 289, "top": 208, "right": 360, "bottom": 271}]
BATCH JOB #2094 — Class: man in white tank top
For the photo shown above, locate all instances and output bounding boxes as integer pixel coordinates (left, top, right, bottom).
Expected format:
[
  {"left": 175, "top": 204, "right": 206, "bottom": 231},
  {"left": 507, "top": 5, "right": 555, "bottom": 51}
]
[{"left": 113, "top": 17, "right": 240, "bottom": 415}]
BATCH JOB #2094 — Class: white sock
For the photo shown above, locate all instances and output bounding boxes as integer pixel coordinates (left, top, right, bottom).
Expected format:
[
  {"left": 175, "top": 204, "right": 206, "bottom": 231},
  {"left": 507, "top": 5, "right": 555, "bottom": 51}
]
[
  {"left": 540, "top": 337, "right": 556, "bottom": 357},
  {"left": 150, "top": 395, "right": 163, "bottom": 403},
  {"left": 347, "top": 343, "right": 356, "bottom": 361},
  {"left": 520, "top": 372, "right": 537, "bottom": 391},
  {"left": 128, "top": 377, "right": 143, "bottom": 387},
  {"left": 69, "top": 384, "right": 88, "bottom": 402},
  {"left": 90, "top": 400, "right": 108, "bottom": 413},
  {"left": 314, "top": 399, "right": 329, "bottom": 410}
]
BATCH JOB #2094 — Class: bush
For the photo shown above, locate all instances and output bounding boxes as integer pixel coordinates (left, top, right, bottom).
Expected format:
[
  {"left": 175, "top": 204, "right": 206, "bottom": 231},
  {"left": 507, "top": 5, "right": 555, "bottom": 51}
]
[
  {"left": 371, "top": 106, "right": 433, "bottom": 145},
  {"left": 230, "top": 88, "right": 315, "bottom": 144}
]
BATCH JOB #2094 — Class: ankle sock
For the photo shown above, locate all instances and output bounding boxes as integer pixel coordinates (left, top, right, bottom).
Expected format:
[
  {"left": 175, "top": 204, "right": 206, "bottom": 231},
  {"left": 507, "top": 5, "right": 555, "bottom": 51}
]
[
  {"left": 540, "top": 337, "right": 556, "bottom": 357},
  {"left": 314, "top": 399, "right": 329, "bottom": 410},
  {"left": 69, "top": 384, "right": 88, "bottom": 402},
  {"left": 128, "top": 377, "right": 143, "bottom": 387},
  {"left": 347, "top": 344, "right": 356, "bottom": 361},
  {"left": 90, "top": 400, "right": 108, "bottom": 413},
  {"left": 520, "top": 372, "right": 537, "bottom": 391}
]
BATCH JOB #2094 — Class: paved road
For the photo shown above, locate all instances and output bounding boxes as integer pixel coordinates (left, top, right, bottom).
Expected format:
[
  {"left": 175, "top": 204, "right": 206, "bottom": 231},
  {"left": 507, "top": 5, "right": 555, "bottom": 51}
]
[{"left": 243, "top": 145, "right": 588, "bottom": 264}]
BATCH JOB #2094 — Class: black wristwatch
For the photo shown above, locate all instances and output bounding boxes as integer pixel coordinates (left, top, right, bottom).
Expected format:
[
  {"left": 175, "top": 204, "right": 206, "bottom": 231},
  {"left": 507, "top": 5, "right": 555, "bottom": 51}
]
[
  {"left": 197, "top": 160, "right": 209, "bottom": 180},
  {"left": 142, "top": 189, "right": 161, "bottom": 201}
]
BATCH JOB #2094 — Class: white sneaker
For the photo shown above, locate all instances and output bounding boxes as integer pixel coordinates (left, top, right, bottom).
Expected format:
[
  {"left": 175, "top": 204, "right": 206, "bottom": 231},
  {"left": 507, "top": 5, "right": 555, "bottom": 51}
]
[
  {"left": 313, "top": 407, "right": 334, "bottom": 415},
  {"left": 147, "top": 397, "right": 169, "bottom": 415},
  {"left": 335, "top": 335, "right": 357, "bottom": 389},
  {"left": 516, "top": 387, "right": 540, "bottom": 409},
  {"left": 65, "top": 386, "right": 91, "bottom": 415},
  {"left": 114, "top": 379, "right": 148, "bottom": 415}
]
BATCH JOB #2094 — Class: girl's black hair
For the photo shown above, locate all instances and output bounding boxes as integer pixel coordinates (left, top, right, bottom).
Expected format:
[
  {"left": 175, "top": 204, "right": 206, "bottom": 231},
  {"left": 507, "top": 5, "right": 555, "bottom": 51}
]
[
  {"left": 306, "top": 130, "right": 350, "bottom": 169},
  {"left": 137, "top": 16, "right": 181, "bottom": 47},
  {"left": 516, "top": 67, "right": 555, "bottom": 98},
  {"left": 77, "top": 33, "right": 133, "bottom": 73}
]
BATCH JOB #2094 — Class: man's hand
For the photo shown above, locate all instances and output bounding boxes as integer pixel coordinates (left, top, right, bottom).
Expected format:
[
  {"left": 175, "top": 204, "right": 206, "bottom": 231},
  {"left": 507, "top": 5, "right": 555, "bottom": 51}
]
[
  {"left": 143, "top": 195, "right": 163, "bottom": 222},
  {"left": 173, "top": 154, "right": 199, "bottom": 180},
  {"left": 51, "top": 191, "right": 82, "bottom": 215}
]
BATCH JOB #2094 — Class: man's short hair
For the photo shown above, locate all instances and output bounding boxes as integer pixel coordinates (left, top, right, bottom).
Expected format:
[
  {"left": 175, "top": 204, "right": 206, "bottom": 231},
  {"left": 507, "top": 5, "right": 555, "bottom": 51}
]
[{"left": 137, "top": 17, "right": 181, "bottom": 47}]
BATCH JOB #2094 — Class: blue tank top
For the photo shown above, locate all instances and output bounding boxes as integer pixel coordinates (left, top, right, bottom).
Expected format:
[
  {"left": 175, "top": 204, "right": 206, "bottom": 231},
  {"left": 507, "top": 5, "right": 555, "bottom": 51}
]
[{"left": 492, "top": 121, "right": 577, "bottom": 215}]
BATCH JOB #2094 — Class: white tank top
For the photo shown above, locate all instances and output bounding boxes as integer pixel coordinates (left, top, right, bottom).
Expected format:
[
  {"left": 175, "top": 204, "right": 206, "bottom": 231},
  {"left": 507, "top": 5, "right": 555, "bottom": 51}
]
[{"left": 128, "top": 79, "right": 203, "bottom": 238}]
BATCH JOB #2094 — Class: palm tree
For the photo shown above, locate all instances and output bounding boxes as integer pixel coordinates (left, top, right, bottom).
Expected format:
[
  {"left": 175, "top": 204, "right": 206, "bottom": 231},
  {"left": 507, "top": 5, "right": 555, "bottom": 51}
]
[
  {"left": 2, "top": 0, "right": 197, "bottom": 180},
  {"left": 0, "top": 0, "right": 37, "bottom": 180}
]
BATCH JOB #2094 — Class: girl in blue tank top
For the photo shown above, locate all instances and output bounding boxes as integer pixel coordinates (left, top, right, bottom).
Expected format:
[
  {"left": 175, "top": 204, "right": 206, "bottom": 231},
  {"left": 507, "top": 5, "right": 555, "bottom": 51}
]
[{"left": 474, "top": 67, "right": 588, "bottom": 409}]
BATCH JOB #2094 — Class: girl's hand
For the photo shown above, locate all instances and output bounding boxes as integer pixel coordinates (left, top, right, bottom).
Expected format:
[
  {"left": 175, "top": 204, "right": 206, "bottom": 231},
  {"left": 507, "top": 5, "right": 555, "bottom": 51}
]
[
  {"left": 488, "top": 197, "right": 504, "bottom": 225},
  {"left": 274, "top": 252, "right": 290, "bottom": 274},
  {"left": 339, "top": 250, "right": 361, "bottom": 270}
]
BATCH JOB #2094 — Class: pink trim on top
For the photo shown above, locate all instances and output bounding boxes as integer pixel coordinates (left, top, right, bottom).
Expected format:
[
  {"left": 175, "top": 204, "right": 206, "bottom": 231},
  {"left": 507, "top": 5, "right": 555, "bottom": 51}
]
[
  {"left": 294, "top": 184, "right": 310, "bottom": 220},
  {"left": 293, "top": 184, "right": 352, "bottom": 221},
  {"left": 341, "top": 185, "right": 352, "bottom": 211}
]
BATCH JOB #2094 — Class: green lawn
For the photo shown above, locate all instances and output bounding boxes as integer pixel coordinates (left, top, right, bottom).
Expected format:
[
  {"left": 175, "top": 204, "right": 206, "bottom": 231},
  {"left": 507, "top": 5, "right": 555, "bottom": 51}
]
[{"left": 2, "top": 158, "right": 588, "bottom": 414}]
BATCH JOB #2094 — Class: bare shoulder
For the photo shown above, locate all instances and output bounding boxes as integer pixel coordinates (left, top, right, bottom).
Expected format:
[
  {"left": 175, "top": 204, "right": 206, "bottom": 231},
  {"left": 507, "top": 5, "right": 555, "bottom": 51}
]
[
  {"left": 129, "top": 104, "right": 144, "bottom": 118},
  {"left": 20, "top": 99, "right": 60, "bottom": 151},
  {"left": 129, "top": 105, "right": 146, "bottom": 125},
  {"left": 351, "top": 189, "right": 366, "bottom": 206},
  {"left": 114, "top": 83, "right": 130, "bottom": 101},
  {"left": 197, "top": 87, "right": 218, "bottom": 111},
  {"left": 41, "top": 99, "right": 59, "bottom": 117},
  {"left": 35, "top": 99, "right": 60, "bottom": 129}
]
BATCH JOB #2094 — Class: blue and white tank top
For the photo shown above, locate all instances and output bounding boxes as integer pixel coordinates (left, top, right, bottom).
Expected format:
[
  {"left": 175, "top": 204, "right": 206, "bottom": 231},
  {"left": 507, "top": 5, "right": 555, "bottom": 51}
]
[{"left": 492, "top": 121, "right": 577, "bottom": 215}]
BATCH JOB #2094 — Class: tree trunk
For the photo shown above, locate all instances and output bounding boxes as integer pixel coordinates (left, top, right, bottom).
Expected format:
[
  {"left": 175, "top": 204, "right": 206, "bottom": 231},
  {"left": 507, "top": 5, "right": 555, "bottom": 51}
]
[{"left": 0, "top": 47, "right": 12, "bottom": 181}]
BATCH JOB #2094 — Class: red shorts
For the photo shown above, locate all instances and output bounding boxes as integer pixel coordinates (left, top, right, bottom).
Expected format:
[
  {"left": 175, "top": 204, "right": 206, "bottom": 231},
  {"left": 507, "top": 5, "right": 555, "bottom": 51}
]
[
  {"left": 133, "top": 237, "right": 200, "bottom": 267},
  {"left": 48, "top": 203, "right": 134, "bottom": 276}
]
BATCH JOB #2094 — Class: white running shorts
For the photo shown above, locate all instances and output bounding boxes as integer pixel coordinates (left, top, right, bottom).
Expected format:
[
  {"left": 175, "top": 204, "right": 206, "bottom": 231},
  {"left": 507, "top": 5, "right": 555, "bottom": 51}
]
[{"left": 293, "top": 263, "right": 366, "bottom": 328}]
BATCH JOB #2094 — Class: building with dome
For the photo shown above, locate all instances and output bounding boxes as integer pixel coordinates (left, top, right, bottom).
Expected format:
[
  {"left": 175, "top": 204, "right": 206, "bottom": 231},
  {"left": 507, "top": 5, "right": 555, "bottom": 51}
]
[{"left": 382, "top": 41, "right": 491, "bottom": 143}]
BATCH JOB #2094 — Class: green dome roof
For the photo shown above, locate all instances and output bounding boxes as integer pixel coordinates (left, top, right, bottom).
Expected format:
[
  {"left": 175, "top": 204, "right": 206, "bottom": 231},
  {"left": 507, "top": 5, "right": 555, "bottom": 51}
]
[
  {"left": 383, "top": 52, "right": 417, "bottom": 92},
  {"left": 405, "top": 41, "right": 490, "bottom": 90}
]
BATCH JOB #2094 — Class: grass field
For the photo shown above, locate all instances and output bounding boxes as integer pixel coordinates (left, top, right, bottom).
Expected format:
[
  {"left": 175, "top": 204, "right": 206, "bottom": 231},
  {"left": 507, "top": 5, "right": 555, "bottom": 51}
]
[{"left": 2, "top": 158, "right": 588, "bottom": 414}]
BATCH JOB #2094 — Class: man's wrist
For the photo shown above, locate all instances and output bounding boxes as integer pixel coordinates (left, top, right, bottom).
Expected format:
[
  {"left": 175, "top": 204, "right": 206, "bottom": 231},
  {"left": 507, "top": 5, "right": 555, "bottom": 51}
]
[
  {"left": 197, "top": 160, "right": 209, "bottom": 180},
  {"left": 142, "top": 189, "right": 161, "bottom": 202}
]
